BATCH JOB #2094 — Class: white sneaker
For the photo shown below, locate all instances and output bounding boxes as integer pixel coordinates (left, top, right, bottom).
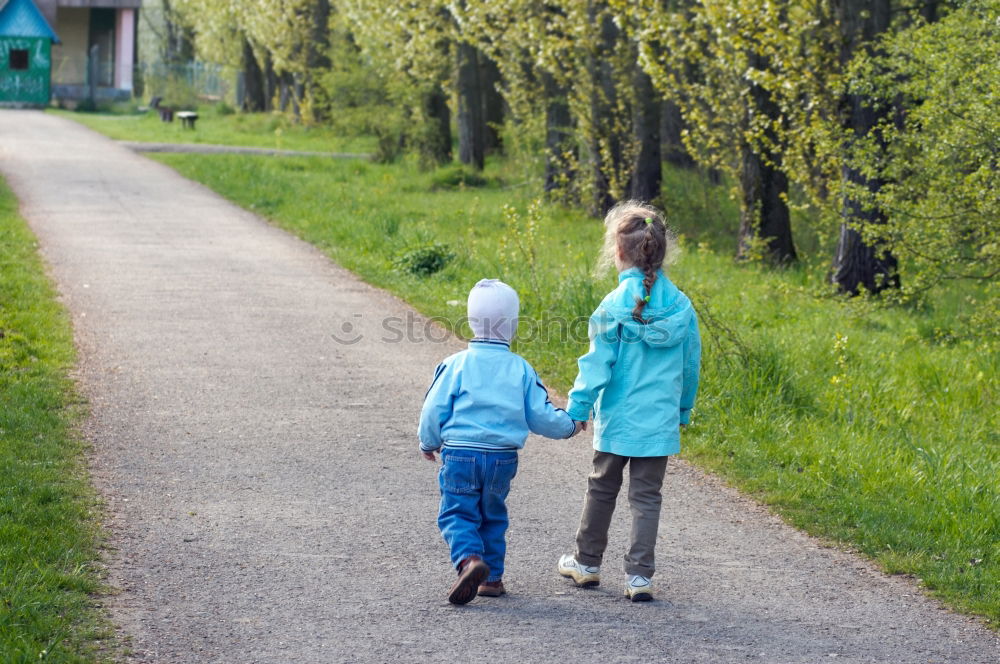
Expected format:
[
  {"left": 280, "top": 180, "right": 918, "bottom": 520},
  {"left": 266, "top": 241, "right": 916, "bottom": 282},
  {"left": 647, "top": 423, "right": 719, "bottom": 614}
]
[
  {"left": 558, "top": 554, "right": 601, "bottom": 587},
  {"left": 625, "top": 574, "right": 653, "bottom": 601}
]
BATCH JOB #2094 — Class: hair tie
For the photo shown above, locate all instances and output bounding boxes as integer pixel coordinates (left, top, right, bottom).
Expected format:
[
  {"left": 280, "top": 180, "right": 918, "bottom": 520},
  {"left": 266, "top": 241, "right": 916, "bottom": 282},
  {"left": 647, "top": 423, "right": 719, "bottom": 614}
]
[
  {"left": 644, "top": 217, "right": 653, "bottom": 225},
  {"left": 644, "top": 295, "right": 651, "bottom": 302}
]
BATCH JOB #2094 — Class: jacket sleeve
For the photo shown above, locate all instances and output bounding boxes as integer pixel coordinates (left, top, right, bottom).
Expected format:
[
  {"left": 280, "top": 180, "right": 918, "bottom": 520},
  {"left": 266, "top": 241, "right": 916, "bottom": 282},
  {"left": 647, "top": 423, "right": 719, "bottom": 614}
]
[
  {"left": 679, "top": 311, "right": 701, "bottom": 425},
  {"left": 418, "top": 361, "right": 458, "bottom": 452},
  {"left": 523, "top": 366, "right": 576, "bottom": 439},
  {"left": 565, "top": 309, "right": 620, "bottom": 421}
]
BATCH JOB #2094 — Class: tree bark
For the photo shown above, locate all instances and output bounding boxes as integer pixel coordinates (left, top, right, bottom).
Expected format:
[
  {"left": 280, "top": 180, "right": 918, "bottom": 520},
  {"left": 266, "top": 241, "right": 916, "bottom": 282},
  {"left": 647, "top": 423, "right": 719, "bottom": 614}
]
[
  {"left": 543, "top": 72, "right": 575, "bottom": 194},
  {"left": 162, "top": 0, "right": 193, "bottom": 65},
  {"left": 737, "top": 144, "right": 796, "bottom": 263},
  {"left": 737, "top": 49, "right": 796, "bottom": 264},
  {"left": 629, "top": 66, "right": 662, "bottom": 203},
  {"left": 588, "top": 5, "right": 623, "bottom": 216},
  {"left": 421, "top": 86, "right": 453, "bottom": 167},
  {"left": 661, "top": 98, "right": 696, "bottom": 169},
  {"left": 456, "top": 42, "right": 485, "bottom": 170},
  {"left": 241, "top": 38, "right": 266, "bottom": 112},
  {"left": 479, "top": 54, "right": 504, "bottom": 155},
  {"left": 264, "top": 54, "right": 277, "bottom": 112},
  {"left": 830, "top": 0, "right": 897, "bottom": 293},
  {"left": 305, "top": 0, "right": 331, "bottom": 120}
]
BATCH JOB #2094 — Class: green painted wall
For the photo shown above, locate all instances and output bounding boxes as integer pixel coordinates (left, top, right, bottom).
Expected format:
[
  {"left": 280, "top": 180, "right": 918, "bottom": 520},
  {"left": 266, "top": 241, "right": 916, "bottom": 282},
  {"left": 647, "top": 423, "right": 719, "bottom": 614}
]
[{"left": 0, "top": 36, "right": 51, "bottom": 105}]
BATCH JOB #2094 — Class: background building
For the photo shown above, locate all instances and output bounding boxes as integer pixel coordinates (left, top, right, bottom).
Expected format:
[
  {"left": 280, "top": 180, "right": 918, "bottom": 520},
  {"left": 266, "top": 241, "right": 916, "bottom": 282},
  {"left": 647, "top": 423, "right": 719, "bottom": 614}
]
[
  {"left": 0, "top": 0, "right": 59, "bottom": 106},
  {"left": 34, "top": 0, "right": 140, "bottom": 102}
]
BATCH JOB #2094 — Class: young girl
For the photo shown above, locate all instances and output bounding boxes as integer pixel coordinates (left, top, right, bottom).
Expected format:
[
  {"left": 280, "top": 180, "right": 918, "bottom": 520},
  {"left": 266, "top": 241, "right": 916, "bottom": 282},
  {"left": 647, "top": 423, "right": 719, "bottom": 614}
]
[{"left": 558, "top": 200, "right": 701, "bottom": 602}]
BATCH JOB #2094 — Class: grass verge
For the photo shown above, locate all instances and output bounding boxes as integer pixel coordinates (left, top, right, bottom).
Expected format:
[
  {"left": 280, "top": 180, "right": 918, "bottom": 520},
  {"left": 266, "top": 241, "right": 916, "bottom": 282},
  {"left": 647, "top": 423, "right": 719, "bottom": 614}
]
[
  {"left": 0, "top": 178, "right": 110, "bottom": 662},
  {"left": 48, "top": 106, "right": 376, "bottom": 155}
]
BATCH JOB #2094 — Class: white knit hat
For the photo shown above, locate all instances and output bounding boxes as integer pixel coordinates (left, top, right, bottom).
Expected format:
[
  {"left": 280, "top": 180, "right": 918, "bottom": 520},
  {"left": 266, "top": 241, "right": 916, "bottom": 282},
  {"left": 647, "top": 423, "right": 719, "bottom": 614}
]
[{"left": 467, "top": 279, "right": 519, "bottom": 343}]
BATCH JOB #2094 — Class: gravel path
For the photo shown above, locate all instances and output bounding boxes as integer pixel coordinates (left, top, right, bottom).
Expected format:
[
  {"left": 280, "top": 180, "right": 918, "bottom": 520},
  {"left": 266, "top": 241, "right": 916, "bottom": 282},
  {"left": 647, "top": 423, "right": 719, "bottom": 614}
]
[{"left": 1, "top": 110, "right": 996, "bottom": 664}]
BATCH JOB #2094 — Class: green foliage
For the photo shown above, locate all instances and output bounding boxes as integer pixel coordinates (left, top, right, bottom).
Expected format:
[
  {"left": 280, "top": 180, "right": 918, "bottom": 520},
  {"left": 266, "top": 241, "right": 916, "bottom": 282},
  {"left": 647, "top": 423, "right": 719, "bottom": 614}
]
[
  {"left": 394, "top": 243, "right": 456, "bottom": 277},
  {"left": 844, "top": 0, "right": 1000, "bottom": 337},
  {"left": 0, "top": 180, "right": 111, "bottom": 661}
]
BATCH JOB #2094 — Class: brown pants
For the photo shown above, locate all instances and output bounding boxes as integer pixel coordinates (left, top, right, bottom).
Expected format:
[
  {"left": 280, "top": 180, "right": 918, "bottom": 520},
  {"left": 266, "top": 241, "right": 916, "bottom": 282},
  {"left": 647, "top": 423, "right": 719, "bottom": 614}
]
[{"left": 574, "top": 451, "right": 669, "bottom": 577}]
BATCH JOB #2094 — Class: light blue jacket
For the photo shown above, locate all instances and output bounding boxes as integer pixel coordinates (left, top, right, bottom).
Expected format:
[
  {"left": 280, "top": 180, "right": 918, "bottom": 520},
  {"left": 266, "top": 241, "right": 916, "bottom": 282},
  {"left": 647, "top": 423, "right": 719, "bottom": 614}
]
[
  {"left": 419, "top": 340, "right": 576, "bottom": 452},
  {"left": 566, "top": 268, "right": 701, "bottom": 457}
]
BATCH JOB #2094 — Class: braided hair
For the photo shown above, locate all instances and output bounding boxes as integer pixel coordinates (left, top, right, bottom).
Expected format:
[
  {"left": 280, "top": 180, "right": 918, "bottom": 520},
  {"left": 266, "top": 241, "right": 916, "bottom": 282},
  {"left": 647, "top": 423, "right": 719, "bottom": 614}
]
[{"left": 598, "top": 201, "right": 674, "bottom": 324}]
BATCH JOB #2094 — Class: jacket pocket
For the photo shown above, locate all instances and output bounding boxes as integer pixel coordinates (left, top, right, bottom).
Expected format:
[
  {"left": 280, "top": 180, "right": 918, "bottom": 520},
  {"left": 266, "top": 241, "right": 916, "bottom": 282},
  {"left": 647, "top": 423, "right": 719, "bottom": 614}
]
[
  {"left": 440, "top": 454, "right": 479, "bottom": 494},
  {"left": 489, "top": 456, "right": 519, "bottom": 496}
]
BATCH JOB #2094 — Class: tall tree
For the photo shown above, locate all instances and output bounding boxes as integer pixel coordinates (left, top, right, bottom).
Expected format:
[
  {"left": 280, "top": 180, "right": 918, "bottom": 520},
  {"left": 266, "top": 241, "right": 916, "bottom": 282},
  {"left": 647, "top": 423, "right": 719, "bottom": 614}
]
[
  {"left": 457, "top": 42, "right": 486, "bottom": 170},
  {"left": 830, "top": 0, "right": 897, "bottom": 293},
  {"left": 543, "top": 71, "right": 576, "bottom": 194},
  {"left": 629, "top": 66, "right": 662, "bottom": 202},
  {"left": 241, "top": 37, "right": 267, "bottom": 111},
  {"left": 737, "top": 47, "right": 796, "bottom": 263},
  {"left": 636, "top": 0, "right": 800, "bottom": 262},
  {"left": 480, "top": 55, "right": 504, "bottom": 155}
]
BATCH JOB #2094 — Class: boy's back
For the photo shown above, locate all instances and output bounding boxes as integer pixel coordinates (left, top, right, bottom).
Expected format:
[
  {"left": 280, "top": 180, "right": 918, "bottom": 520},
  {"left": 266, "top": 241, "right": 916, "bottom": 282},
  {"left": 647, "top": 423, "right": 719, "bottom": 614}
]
[{"left": 419, "top": 340, "right": 575, "bottom": 453}]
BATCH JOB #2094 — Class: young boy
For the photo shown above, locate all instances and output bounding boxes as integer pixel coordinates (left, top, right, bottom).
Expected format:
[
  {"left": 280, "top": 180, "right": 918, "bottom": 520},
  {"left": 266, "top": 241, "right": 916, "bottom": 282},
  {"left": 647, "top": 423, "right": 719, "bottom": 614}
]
[{"left": 419, "top": 279, "right": 580, "bottom": 604}]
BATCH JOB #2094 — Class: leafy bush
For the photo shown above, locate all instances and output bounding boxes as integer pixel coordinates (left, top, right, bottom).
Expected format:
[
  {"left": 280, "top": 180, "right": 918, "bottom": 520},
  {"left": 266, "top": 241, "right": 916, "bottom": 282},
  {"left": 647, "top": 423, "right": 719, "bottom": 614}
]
[
  {"left": 429, "top": 165, "right": 489, "bottom": 190},
  {"left": 394, "top": 243, "right": 456, "bottom": 276}
]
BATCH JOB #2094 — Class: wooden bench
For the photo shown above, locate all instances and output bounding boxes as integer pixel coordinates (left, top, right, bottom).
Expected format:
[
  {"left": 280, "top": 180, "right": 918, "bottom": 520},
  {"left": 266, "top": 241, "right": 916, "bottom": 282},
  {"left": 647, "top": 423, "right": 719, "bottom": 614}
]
[{"left": 177, "top": 111, "right": 199, "bottom": 129}]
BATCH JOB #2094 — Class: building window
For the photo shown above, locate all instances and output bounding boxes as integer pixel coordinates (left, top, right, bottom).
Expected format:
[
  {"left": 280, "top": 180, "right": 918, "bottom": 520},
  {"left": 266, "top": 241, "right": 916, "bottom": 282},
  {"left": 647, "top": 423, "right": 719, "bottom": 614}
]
[{"left": 9, "top": 49, "right": 29, "bottom": 70}]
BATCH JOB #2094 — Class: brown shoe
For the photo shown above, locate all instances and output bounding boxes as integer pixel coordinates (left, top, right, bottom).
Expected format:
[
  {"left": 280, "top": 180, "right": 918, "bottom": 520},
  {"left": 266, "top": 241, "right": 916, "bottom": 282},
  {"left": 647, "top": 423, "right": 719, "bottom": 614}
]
[
  {"left": 478, "top": 580, "right": 505, "bottom": 597},
  {"left": 448, "top": 556, "right": 490, "bottom": 605}
]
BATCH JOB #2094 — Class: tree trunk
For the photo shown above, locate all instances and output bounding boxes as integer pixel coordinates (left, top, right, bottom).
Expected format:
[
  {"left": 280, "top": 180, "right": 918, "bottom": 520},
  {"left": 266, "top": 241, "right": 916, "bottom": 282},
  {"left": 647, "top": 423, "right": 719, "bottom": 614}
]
[
  {"left": 588, "top": 5, "right": 623, "bottom": 216},
  {"left": 264, "top": 54, "right": 277, "bottom": 112},
  {"left": 456, "top": 42, "right": 485, "bottom": 170},
  {"left": 543, "top": 72, "right": 575, "bottom": 194},
  {"left": 242, "top": 38, "right": 266, "bottom": 112},
  {"left": 305, "top": 0, "right": 331, "bottom": 120},
  {"left": 480, "top": 55, "right": 504, "bottom": 155},
  {"left": 162, "top": 0, "right": 193, "bottom": 65},
  {"left": 629, "top": 66, "right": 662, "bottom": 203},
  {"left": 661, "top": 99, "right": 696, "bottom": 169},
  {"left": 737, "top": 49, "right": 796, "bottom": 264},
  {"left": 737, "top": 143, "right": 796, "bottom": 263},
  {"left": 421, "top": 86, "right": 453, "bottom": 167},
  {"left": 830, "top": 0, "right": 897, "bottom": 293}
]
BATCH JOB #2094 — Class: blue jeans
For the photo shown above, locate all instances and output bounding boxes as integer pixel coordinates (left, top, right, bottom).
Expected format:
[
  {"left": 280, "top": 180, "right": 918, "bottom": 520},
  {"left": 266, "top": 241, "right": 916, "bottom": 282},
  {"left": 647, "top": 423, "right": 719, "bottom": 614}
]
[{"left": 438, "top": 448, "right": 519, "bottom": 582}]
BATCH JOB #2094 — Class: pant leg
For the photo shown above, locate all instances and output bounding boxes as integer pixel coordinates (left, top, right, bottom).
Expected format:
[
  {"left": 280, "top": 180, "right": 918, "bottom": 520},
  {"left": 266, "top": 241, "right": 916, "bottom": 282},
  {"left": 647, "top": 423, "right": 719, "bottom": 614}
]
[
  {"left": 574, "top": 451, "right": 628, "bottom": 567},
  {"left": 479, "top": 452, "right": 518, "bottom": 582},
  {"left": 623, "top": 455, "right": 669, "bottom": 577},
  {"left": 438, "top": 450, "right": 485, "bottom": 569}
]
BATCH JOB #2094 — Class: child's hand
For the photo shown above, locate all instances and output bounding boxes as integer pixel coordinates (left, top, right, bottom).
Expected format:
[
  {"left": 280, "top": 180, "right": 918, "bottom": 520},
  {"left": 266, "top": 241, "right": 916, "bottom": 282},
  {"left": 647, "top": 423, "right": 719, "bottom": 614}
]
[
  {"left": 572, "top": 420, "right": 588, "bottom": 436},
  {"left": 421, "top": 450, "right": 439, "bottom": 462}
]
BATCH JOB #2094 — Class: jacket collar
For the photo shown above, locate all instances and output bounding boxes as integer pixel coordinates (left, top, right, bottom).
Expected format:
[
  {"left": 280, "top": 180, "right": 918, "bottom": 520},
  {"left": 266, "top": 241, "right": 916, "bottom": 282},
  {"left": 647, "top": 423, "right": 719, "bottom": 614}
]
[{"left": 469, "top": 338, "right": 511, "bottom": 349}]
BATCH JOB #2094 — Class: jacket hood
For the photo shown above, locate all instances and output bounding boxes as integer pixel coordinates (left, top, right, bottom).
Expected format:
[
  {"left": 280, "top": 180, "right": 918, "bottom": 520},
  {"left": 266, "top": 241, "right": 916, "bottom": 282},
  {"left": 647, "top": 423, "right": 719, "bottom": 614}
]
[{"left": 595, "top": 270, "right": 693, "bottom": 348}]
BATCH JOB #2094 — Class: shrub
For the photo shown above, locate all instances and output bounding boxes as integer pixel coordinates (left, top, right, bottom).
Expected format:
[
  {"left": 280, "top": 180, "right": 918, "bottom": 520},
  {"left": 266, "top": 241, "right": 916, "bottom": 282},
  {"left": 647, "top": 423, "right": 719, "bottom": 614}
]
[{"left": 394, "top": 243, "right": 456, "bottom": 276}]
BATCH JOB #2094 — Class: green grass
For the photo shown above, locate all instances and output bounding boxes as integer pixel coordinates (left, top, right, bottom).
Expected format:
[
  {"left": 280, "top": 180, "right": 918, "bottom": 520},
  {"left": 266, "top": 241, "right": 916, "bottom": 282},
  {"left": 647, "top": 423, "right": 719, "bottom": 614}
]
[
  {"left": 0, "top": 179, "right": 110, "bottom": 661},
  {"left": 62, "top": 112, "right": 1000, "bottom": 628},
  {"left": 48, "top": 106, "right": 376, "bottom": 155}
]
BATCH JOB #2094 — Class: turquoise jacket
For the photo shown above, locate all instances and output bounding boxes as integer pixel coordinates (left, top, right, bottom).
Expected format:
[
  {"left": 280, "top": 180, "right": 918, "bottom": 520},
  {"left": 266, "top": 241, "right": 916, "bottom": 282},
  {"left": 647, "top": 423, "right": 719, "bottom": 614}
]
[{"left": 566, "top": 268, "right": 701, "bottom": 457}]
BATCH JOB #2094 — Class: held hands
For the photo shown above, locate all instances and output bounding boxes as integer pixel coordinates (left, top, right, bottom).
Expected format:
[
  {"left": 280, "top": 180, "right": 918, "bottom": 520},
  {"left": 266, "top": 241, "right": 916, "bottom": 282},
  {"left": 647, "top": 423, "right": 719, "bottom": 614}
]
[{"left": 572, "top": 420, "right": 588, "bottom": 437}]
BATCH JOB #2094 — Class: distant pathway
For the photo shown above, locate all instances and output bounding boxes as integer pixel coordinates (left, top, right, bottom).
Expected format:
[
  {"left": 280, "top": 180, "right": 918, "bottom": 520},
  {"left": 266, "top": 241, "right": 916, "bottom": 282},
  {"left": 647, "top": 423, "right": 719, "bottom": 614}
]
[
  {"left": 1, "top": 110, "right": 996, "bottom": 663},
  {"left": 118, "top": 140, "right": 370, "bottom": 159}
]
